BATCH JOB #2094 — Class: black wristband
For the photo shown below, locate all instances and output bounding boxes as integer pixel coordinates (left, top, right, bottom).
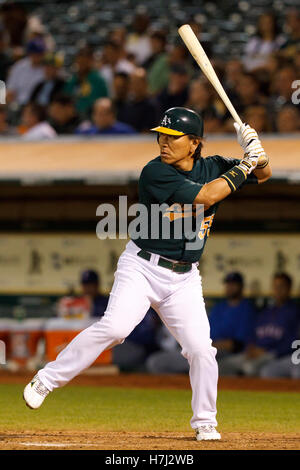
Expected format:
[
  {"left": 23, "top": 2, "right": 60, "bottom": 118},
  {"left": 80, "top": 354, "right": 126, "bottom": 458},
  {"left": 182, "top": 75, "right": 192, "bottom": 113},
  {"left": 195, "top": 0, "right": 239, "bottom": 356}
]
[{"left": 220, "top": 165, "right": 247, "bottom": 193}]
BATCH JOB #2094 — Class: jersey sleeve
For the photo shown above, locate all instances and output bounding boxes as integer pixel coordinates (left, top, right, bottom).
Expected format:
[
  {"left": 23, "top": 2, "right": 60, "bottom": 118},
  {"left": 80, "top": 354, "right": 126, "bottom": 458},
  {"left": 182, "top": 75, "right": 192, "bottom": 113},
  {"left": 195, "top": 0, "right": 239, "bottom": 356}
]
[
  {"left": 141, "top": 161, "right": 203, "bottom": 204},
  {"left": 207, "top": 155, "right": 258, "bottom": 185}
]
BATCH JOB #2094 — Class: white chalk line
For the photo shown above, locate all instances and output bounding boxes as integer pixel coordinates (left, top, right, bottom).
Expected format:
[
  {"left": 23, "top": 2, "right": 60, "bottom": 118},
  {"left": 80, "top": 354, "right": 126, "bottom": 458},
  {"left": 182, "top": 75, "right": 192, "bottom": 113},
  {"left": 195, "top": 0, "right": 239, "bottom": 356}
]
[{"left": 19, "top": 441, "right": 96, "bottom": 448}]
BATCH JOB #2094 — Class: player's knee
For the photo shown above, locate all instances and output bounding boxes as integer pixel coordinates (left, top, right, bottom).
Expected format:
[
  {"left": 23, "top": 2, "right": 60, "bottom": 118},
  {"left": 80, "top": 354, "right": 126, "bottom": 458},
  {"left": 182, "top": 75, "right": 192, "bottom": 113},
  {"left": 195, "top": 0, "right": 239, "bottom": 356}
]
[
  {"left": 107, "top": 322, "right": 131, "bottom": 343},
  {"left": 182, "top": 342, "right": 216, "bottom": 361}
]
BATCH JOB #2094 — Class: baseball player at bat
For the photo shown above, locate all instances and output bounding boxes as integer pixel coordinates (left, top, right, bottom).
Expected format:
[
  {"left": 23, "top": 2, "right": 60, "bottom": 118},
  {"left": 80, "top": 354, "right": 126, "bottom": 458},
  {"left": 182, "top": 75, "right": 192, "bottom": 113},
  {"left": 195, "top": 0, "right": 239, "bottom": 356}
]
[{"left": 23, "top": 107, "right": 271, "bottom": 441}]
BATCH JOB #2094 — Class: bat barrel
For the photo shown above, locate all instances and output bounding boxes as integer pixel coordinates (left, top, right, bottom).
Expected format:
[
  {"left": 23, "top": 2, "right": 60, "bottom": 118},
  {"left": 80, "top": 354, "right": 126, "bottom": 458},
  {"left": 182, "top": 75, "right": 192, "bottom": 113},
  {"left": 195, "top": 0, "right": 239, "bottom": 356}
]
[{"left": 178, "top": 24, "right": 243, "bottom": 127}]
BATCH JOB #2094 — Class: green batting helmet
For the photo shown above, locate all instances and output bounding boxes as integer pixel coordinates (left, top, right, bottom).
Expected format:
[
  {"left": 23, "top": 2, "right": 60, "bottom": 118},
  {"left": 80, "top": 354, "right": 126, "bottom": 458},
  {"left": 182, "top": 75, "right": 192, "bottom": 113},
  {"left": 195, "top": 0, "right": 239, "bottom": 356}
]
[{"left": 151, "top": 107, "right": 204, "bottom": 137}]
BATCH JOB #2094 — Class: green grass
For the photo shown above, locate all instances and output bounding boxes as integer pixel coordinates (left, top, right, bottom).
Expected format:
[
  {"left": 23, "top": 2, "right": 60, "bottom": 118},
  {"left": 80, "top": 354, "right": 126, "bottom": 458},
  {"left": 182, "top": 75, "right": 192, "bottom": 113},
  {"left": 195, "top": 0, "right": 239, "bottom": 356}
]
[{"left": 1, "top": 384, "right": 300, "bottom": 434}]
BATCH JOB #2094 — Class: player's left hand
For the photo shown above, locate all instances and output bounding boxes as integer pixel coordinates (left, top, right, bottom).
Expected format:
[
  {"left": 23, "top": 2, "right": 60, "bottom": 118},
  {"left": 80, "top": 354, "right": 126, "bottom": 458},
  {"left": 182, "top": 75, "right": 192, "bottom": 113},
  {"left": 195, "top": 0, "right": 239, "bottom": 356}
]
[{"left": 233, "top": 122, "right": 259, "bottom": 152}]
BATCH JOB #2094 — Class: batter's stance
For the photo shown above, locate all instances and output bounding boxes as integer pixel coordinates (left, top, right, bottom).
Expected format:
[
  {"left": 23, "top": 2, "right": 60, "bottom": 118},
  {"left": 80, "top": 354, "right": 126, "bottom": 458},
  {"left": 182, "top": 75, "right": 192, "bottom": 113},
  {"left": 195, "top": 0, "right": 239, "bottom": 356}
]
[{"left": 24, "top": 108, "right": 271, "bottom": 441}]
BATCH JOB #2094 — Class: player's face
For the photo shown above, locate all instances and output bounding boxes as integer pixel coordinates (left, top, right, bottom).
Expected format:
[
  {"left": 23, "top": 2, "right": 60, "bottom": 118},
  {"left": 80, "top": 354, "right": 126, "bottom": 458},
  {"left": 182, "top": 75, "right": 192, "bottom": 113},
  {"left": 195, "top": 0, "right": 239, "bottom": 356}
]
[{"left": 158, "top": 133, "right": 200, "bottom": 169}]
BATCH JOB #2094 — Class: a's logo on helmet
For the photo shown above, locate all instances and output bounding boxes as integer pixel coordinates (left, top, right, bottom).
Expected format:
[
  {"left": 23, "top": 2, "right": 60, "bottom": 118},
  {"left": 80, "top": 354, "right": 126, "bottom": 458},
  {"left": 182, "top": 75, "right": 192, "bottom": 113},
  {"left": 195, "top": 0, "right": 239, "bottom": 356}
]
[{"left": 161, "top": 115, "right": 171, "bottom": 127}]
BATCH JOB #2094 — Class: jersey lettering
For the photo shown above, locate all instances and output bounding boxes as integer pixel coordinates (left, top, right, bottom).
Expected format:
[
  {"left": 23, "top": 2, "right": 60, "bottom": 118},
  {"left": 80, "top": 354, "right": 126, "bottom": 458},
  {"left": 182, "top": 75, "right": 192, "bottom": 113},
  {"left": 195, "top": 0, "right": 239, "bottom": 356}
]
[{"left": 198, "top": 214, "right": 215, "bottom": 240}]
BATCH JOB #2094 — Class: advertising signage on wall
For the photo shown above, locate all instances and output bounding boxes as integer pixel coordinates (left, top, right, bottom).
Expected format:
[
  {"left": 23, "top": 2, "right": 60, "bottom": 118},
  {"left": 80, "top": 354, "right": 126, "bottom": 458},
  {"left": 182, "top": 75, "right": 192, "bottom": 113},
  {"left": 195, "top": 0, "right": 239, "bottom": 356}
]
[{"left": 0, "top": 233, "right": 299, "bottom": 297}]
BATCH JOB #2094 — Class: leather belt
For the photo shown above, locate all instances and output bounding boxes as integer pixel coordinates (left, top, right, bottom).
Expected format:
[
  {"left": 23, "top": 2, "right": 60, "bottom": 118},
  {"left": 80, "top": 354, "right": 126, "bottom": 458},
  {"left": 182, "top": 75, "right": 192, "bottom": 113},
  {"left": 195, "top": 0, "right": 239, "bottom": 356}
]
[{"left": 137, "top": 249, "right": 192, "bottom": 273}]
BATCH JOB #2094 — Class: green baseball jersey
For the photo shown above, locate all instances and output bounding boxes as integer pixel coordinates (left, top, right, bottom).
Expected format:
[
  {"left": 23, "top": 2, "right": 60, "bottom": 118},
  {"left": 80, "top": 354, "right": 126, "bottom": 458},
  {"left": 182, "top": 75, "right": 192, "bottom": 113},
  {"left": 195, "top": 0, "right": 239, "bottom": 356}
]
[{"left": 133, "top": 155, "right": 257, "bottom": 263}]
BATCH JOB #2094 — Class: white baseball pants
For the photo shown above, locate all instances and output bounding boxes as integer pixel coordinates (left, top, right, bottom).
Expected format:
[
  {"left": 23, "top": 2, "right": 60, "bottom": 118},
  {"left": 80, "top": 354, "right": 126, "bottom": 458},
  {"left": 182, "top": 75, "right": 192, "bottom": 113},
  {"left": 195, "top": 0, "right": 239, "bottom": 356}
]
[{"left": 38, "top": 240, "right": 218, "bottom": 429}]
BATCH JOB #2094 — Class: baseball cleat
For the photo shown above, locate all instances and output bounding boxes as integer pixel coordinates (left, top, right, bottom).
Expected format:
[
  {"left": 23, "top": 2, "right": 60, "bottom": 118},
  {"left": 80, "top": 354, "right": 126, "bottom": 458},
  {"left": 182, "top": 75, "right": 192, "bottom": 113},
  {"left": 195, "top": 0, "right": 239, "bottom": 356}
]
[
  {"left": 195, "top": 425, "right": 221, "bottom": 441},
  {"left": 23, "top": 374, "right": 50, "bottom": 409}
]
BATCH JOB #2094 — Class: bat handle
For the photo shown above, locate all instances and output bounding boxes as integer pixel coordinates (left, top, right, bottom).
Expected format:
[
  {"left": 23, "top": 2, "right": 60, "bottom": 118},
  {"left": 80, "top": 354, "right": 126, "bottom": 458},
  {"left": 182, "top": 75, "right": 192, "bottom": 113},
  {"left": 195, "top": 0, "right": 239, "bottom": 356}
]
[
  {"left": 228, "top": 107, "right": 243, "bottom": 127},
  {"left": 233, "top": 117, "right": 243, "bottom": 127}
]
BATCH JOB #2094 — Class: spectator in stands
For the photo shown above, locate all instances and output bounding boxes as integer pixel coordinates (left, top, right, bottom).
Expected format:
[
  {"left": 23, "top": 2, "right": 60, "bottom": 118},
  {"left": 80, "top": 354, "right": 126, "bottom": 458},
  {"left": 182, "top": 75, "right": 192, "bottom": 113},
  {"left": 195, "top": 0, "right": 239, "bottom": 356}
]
[
  {"left": 268, "top": 65, "right": 298, "bottom": 116},
  {"left": 0, "top": 30, "right": 12, "bottom": 81},
  {"left": 80, "top": 270, "right": 109, "bottom": 317},
  {"left": 209, "top": 272, "right": 256, "bottom": 360},
  {"left": 0, "top": 1, "right": 27, "bottom": 50},
  {"left": 29, "top": 53, "right": 65, "bottom": 106},
  {"left": 57, "top": 269, "right": 109, "bottom": 319},
  {"left": 243, "top": 12, "right": 284, "bottom": 72},
  {"left": 126, "top": 12, "right": 152, "bottom": 65},
  {"left": 157, "top": 64, "right": 189, "bottom": 115},
  {"left": 276, "top": 105, "right": 300, "bottom": 133},
  {"left": 168, "top": 42, "right": 190, "bottom": 69},
  {"left": 224, "top": 59, "right": 245, "bottom": 93},
  {"left": 0, "top": 106, "right": 15, "bottom": 135},
  {"left": 48, "top": 95, "right": 80, "bottom": 134},
  {"left": 280, "top": 9, "right": 300, "bottom": 59},
  {"left": 113, "top": 308, "right": 159, "bottom": 371},
  {"left": 64, "top": 46, "right": 108, "bottom": 118},
  {"left": 118, "top": 68, "right": 158, "bottom": 132},
  {"left": 143, "top": 31, "right": 169, "bottom": 95},
  {"left": 6, "top": 38, "right": 46, "bottom": 106},
  {"left": 258, "top": 273, "right": 300, "bottom": 378},
  {"left": 186, "top": 78, "right": 224, "bottom": 133},
  {"left": 112, "top": 72, "right": 130, "bottom": 121},
  {"left": 99, "top": 40, "right": 135, "bottom": 93},
  {"left": 109, "top": 26, "right": 128, "bottom": 60},
  {"left": 243, "top": 105, "right": 272, "bottom": 133},
  {"left": 76, "top": 98, "right": 136, "bottom": 135},
  {"left": 219, "top": 273, "right": 300, "bottom": 377},
  {"left": 232, "top": 72, "right": 267, "bottom": 117},
  {"left": 293, "top": 50, "right": 300, "bottom": 76},
  {"left": 258, "top": 53, "right": 286, "bottom": 95},
  {"left": 25, "top": 15, "right": 55, "bottom": 53},
  {"left": 20, "top": 102, "right": 56, "bottom": 140}
]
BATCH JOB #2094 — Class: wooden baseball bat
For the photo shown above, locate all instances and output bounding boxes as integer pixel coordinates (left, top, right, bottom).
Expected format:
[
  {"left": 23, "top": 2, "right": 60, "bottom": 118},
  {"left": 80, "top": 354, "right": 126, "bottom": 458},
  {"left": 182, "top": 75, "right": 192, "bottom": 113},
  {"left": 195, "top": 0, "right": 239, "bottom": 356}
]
[{"left": 178, "top": 24, "right": 243, "bottom": 127}]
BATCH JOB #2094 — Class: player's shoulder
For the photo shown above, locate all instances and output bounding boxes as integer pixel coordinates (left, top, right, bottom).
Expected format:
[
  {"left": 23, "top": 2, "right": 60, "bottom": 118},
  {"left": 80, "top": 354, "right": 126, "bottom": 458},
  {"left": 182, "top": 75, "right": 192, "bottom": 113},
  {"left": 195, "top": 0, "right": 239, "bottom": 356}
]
[
  {"left": 143, "top": 155, "right": 163, "bottom": 167},
  {"left": 140, "top": 156, "right": 177, "bottom": 180}
]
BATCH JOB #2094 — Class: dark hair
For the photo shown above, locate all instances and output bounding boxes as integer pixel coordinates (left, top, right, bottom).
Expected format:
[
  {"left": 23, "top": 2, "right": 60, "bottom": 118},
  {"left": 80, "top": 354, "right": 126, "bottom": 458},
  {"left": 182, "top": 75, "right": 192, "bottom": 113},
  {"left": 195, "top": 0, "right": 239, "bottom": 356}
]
[
  {"left": 188, "top": 135, "right": 203, "bottom": 161},
  {"left": 257, "top": 12, "right": 280, "bottom": 40},
  {"left": 26, "top": 103, "right": 46, "bottom": 122},
  {"left": 273, "top": 272, "right": 293, "bottom": 289},
  {"left": 114, "top": 71, "right": 129, "bottom": 81},
  {"left": 150, "top": 31, "right": 167, "bottom": 46},
  {"left": 51, "top": 94, "right": 74, "bottom": 107},
  {"left": 104, "top": 40, "right": 119, "bottom": 51}
]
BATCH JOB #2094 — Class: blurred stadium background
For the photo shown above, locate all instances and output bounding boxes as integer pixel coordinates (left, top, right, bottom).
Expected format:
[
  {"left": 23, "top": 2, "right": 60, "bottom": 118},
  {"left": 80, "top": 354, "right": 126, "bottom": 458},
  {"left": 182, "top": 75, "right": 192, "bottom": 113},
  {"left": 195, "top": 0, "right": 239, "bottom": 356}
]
[{"left": 0, "top": 0, "right": 299, "bottom": 380}]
